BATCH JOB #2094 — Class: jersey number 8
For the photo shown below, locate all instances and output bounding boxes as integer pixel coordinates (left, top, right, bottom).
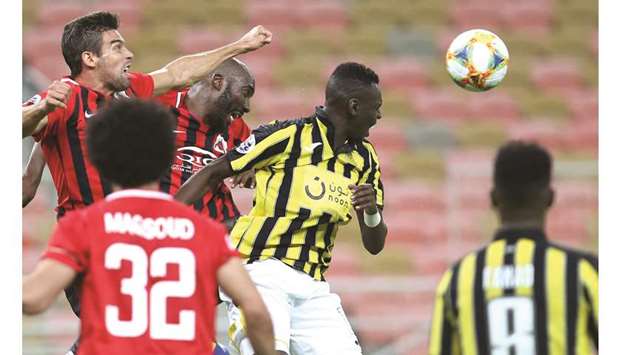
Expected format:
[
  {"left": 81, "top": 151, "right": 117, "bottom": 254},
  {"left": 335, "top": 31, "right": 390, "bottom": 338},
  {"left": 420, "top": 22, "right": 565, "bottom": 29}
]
[
  {"left": 104, "top": 243, "right": 196, "bottom": 340},
  {"left": 487, "top": 296, "right": 535, "bottom": 355}
]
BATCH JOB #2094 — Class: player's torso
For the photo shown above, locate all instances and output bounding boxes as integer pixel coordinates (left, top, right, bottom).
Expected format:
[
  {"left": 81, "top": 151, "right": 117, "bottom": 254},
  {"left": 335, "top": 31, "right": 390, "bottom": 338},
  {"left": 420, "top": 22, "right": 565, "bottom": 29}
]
[
  {"left": 231, "top": 119, "right": 374, "bottom": 279},
  {"left": 454, "top": 236, "right": 594, "bottom": 355},
  {"left": 159, "top": 105, "right": 244, "bottom": 221},
  {"left": 77, "top": 195, "right": 218, "bottom": 354},
  {"left": 40, "top": 77, "right": 149, "bottom": 212}
]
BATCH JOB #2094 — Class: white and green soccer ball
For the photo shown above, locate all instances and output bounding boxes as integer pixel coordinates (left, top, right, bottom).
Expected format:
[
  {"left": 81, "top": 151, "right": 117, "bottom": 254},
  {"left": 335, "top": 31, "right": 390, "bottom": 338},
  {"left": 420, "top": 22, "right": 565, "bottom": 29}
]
[{"left": 445, "top": 29, "right": 509, "bottom": 92}]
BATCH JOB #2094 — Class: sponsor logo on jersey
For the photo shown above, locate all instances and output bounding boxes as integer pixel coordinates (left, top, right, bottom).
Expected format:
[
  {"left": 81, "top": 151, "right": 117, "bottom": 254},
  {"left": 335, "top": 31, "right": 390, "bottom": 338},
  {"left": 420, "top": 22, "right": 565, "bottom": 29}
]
[{"left": 235, "top": 134, "right": 256, "bottom": 154}]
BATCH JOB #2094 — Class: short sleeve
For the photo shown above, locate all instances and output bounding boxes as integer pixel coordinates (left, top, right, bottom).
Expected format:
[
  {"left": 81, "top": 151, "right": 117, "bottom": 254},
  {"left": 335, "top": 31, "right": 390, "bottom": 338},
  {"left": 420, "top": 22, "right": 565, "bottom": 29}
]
[
  {"left": 225, "top": 120, "right": 296, "bottom": 173},
  {"left": 42, "top": 211, "right": 89, "bottom": 272},
  {"left": 207, "top": 222, "right": 240, "bottom": 270},
  {"left": 23, "top": 90, "right": 69, "bottom": 142},
  {"left": 127, "top": 72, "right": 155, "bottom": 98},
  {"left": 155, "top": 89, "right": 185, "bottom": 108},
  {"left": 359, "top": 141, "right": 384, "bottom": 208}
]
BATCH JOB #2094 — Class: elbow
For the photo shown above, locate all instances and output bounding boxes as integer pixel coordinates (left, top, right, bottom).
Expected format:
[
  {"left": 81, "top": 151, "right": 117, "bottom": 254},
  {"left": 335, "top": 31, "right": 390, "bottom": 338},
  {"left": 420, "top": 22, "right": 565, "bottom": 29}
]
[
  {"left": 366, "top": 245, "right": 384, "bottom": 255},
  {"left": 22, "top": 293, "right": 47, "bottom": 315}
]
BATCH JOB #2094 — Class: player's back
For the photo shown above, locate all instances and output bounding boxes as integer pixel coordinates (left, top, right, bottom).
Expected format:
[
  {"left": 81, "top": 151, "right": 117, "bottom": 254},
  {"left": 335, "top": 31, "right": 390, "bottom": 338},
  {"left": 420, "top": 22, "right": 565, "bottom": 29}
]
[
  {"left": 430, "top": 227, "right": 598, "bottom": 355},
  {"left": 51, "top": 189, "right": 234, "bottom": 355}
]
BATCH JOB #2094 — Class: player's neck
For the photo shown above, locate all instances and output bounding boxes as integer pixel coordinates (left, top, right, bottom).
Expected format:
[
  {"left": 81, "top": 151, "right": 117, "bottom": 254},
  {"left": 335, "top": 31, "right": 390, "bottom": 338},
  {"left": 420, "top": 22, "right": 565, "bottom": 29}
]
[
  {"left": 186, "top": 97, "right": 209, "bottom": 122},
  {"left": 112, "top": 182, "right": 160, "bottom": 193},
  {"left": 74, "top": 72, "right": 114, "bottom": 96},
  {"left": 324, "top": 105, "right": 348, "bottom": 148},
  {"left": 499, "top": 213, "right": 546, "bottom": 231}
]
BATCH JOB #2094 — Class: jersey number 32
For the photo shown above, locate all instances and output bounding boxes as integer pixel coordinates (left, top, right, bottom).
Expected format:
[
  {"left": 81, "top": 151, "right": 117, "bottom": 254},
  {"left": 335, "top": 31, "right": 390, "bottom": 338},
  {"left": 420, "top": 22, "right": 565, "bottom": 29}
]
[{"left": 104, "top": 243, "right": 196, "bottom": 340}]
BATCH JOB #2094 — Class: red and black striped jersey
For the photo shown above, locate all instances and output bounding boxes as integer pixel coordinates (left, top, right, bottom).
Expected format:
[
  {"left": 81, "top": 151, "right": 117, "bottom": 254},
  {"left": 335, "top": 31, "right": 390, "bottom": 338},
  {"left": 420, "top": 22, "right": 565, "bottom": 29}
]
[
  {"left": 156, "top": 90, "right": 251, "bottom": 224},
  {"left": 23, "top": 73, "right": 154, "bottom": 215}
]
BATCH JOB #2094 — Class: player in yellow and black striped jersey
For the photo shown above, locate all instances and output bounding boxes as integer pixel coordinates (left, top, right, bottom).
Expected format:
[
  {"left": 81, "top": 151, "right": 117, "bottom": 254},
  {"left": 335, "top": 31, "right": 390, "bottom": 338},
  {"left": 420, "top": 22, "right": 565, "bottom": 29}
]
[
  {"left": 176, "top": 62, "right": 387, "bottom": 354},
  {"left": 429, "top": 141, "right": 598, "bottom": 355}
]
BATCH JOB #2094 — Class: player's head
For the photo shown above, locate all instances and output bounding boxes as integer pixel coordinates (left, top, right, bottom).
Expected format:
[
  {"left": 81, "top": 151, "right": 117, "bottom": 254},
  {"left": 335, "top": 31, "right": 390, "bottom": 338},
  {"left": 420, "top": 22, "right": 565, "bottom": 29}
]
[
  {"left": 491, "top": 141, "right": 554, "bottom": 221},
  {"left": 325, "top": 62, "right": 382, "bottom": 141},
  {"left": 187, "top": 58, "right": 255, "bottom": 132},
  {"left": 87, "top": 99, "right": 175, "bottom": 189},
  {"left": 62, "top": 11, "right": 133, "bottom": 91}
]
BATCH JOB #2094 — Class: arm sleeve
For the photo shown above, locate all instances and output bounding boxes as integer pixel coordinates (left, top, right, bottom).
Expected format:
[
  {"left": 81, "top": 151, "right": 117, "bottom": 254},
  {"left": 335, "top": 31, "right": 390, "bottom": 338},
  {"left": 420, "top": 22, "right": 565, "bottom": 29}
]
[
  {"left": 359, "top": 141, "right": 384, "bottom": 208},
  {"left": 225, "top": 120, "right": 295, "bottom": 174},
  {"left": 128, "top": 72, "right": 155, "bottom": 98},
  {"left": 23, "top": 91, "right": 68, "bottom": 142},
  {"left": 429, "top": 269, "right": 460, "bottom": 355},
  {"left": 208, "top": 222, "right": 240, "bottom": 270},
  {"left": 42, "top": 211, "right": 89, "bottom": 272},
  {"left": 579, "top": 257, "right": 598, "bottom": 347}
]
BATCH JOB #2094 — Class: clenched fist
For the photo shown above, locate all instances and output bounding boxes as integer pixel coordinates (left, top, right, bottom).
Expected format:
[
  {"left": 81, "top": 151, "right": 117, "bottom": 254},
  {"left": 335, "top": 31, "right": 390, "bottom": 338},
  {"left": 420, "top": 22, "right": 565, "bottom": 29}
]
[
  {"left": 237, "top": 25, "right": 273, "bottom": 52},
  {"left": 43, "top": 80, "right": 71, "bottom": 113}
]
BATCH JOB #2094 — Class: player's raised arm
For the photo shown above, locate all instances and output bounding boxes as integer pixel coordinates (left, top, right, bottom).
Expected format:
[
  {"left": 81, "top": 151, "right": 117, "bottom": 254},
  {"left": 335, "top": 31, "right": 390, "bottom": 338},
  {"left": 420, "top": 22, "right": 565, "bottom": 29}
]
[
  {"left": 149, "top": 25, "right": 272, "bottom": 96},
  {"left": 23, "top": 143, "right": 46, "bottom": 207},
  {"left": 217, "top": 257, "right": 277, "bottom": 355},
  {"left": 22, "top": 80, "right": 71, "bottom": 137},
  {"left": 23, "top": 259, "right": 77, "bottom": 315}
]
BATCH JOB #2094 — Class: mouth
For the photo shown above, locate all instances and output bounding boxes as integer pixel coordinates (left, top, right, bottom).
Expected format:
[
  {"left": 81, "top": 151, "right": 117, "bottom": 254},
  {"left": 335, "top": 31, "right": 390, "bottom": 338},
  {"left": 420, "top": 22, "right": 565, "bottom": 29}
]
[
  {"left": 229, "top": 110, "right": 243, "bottom": 119},
  {"left": 122, "top": 63, "right": 131, "bottom": 75}
]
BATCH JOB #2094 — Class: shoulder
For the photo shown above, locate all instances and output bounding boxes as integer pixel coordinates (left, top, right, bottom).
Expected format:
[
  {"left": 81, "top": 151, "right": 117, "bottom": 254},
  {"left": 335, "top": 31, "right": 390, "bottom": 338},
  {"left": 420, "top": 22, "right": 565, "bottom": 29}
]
[{"left": 550, "top": 242, "right": 598, "bottom": 271}]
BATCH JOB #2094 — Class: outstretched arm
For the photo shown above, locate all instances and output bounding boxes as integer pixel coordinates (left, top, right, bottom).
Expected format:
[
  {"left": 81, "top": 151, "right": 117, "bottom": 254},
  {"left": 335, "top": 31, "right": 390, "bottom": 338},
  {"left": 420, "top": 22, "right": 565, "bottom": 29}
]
[
  {"left": 217, "top": 258, "right": 277, "bottom": 355},
  {"left": 175, "top": 157, "right": 234, "bottom": 205},
  {"left": 150, "top": 26, "right": 272, "bottom": 96},
  {"left": 23, "top": 143, "right": 46, "bottom": 207},
  {"left": 23, "top": 258, "right": 76, "bottom": 315},
  {"left": 350, "top": 183, "right": 387, "bottom": 255}
]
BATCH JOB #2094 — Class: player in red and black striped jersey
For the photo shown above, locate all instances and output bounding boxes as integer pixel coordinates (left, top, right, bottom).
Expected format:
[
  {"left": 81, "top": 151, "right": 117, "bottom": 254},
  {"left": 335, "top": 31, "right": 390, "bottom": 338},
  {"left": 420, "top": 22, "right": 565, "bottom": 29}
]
[
  {"left": 21, "top": 11, "right": 271, "bottom": 354},
  {"left": 156, "top": 58, "right": 256, "bottom": 231},
  {"left": 22, "top": 11, "right": 271, "bottom": 219}
]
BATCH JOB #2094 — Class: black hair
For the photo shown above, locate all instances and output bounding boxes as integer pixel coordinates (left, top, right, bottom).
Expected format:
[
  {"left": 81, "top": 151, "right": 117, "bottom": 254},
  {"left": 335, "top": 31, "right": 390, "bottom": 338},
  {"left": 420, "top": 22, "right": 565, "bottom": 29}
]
[
  {"left": 87, "top": 99, "right": 175, "bottom": 188},
  {"left": 325, "top": 62, "right": 380, "bottom": 105},
  {"left": 61, "top": 11, "right": 119, "bottom": 77},
  {"left": 493, "top": 140, "right": 552, "bottom": 207}
]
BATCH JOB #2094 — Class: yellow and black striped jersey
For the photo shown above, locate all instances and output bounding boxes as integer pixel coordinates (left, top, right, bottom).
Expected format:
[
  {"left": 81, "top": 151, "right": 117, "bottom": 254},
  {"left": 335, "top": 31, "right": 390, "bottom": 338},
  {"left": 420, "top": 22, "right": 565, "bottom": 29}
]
[
  {"left": 225, "top": 106, "right": 384, "bottom": 281},
  {"left": 429, "top": 228, "right": 598, "bottom": 355}
]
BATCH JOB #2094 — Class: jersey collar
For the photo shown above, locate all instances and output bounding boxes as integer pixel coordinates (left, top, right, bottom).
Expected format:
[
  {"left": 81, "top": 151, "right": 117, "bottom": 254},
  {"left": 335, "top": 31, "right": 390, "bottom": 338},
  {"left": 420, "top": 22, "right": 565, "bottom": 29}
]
[
  {"left": 105, "top": 189, "right": 173, "bottom": 201},
  {"left": 493, "top": 227, "right": 547, "bottom": 242}
]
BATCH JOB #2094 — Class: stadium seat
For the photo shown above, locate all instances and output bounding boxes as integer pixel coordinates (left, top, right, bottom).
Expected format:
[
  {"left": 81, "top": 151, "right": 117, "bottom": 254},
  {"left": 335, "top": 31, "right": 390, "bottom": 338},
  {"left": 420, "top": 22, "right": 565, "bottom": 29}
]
[
  {"left": 384, "top": 212, "right": 448, "bottom": 245},
  {"left": 386, "top": 181, "right": 446, "bottom": 212},
  {"left": 251, "top": 88, "right": 322, "bottom": 120},
  {"left": 297, "top": 2, "right": 349, "bottom": 31},
  {"left": 367, "top": 124, "right": 408, "bottom": 153},
  {"left": 37, "top": 1, "right": 86, "bottom": 27},
  {"left": 409, "top": 89, "right": 471, "bottom": 123},
  {"left": 372, "top": 58, "right": 430, "bottom": 90},
  {"left": 531, "top": 58, "right": 585, "bottom": 95},
  {"left": 468, "top": 92, "right": 521, "bottom": 123},
  {"left": 507, "top": 120, "right": 566, "bottom": 151},
  {"left": 29, "top": 55, "right": 68, "bottom": 82},
  {"left": 501, "top": 2, "right": 553, "bottom": 34},
  {"left": 449, "top": 2, "right": 502, "bottom": 31},
  {"left": 329, "top": 245, "right": 363, "bottom": 276},
  {"left": 23, "top": 27, "right": 63, "bottom": 64}
]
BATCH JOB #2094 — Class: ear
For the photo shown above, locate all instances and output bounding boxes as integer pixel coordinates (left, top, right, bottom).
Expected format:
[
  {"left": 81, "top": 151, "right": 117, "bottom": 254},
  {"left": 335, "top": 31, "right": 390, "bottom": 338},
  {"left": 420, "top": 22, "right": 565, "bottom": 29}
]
[
  {"left": 347, "top": 98, "right": 359, "bottom": 116},
  {"left": 81, "top": 51, "right": 98, "bottom": 70},
  {"left": 490, "top": 188, "right": 499, "bottom": 208},
  {"left": 210, "top": 74, "right": 225, "bottom": 91}
]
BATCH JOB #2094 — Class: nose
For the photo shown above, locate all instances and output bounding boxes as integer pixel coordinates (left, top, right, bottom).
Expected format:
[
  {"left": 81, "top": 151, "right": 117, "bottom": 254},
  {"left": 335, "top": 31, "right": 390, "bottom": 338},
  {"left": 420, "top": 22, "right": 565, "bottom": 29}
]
[{"left": 125, "top": 47, "right": 134, "bottom": 59}]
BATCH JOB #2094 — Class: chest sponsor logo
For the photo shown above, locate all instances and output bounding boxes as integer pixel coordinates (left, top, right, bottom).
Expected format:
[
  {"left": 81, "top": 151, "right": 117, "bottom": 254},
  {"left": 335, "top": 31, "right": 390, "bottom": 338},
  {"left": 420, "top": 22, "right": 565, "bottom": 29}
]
[
  {"left": 172, "top": 135, "right": 228, "bottom": 173},
  {"left": 304, "top": 175, "right": 350, "bottom": 210}
]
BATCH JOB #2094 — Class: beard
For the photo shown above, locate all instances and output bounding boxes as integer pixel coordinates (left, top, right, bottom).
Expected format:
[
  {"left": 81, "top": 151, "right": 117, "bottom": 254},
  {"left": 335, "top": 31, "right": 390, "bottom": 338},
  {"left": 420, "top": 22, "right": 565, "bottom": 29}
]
[{"left": 208, "top": 86, "right": 234, "bottom": 132}]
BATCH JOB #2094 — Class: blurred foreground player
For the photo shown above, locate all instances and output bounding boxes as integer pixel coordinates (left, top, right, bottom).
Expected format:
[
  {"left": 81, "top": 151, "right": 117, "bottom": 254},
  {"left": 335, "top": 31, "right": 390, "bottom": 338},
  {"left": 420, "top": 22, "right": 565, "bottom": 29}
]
[
  {"left": 429, "top": 141, "right": 598, "bottom": 355},
  {"left": 22, "top": 100, "right": 276, "bottom": 355}
]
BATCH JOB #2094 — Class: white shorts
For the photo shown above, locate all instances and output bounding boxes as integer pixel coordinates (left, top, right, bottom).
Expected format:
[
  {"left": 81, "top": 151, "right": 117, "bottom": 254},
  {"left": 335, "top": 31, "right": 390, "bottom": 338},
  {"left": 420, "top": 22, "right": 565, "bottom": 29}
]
[{"left": 220, "top": 258, "right": 361, "bottom": 355}]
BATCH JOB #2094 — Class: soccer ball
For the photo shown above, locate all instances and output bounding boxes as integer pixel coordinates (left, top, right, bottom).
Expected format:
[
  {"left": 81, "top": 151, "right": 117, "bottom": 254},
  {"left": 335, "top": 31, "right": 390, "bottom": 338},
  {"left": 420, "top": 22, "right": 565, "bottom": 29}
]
[{"left": 445, "top": 29, "right": 509, "bottom": 92}]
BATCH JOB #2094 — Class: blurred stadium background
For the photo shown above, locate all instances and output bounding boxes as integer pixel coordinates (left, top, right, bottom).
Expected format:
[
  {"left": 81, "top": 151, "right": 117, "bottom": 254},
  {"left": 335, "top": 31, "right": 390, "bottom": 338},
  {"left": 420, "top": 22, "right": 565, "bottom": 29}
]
[{"left": 22, "top": 0, "right": 598, "bottom": 354}]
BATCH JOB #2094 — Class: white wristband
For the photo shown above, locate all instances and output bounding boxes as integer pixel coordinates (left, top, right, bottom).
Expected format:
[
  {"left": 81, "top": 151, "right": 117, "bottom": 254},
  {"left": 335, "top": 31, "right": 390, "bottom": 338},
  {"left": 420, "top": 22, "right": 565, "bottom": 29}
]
[{"left": 363, "top": 210, "right": 381, "bottom": 228}]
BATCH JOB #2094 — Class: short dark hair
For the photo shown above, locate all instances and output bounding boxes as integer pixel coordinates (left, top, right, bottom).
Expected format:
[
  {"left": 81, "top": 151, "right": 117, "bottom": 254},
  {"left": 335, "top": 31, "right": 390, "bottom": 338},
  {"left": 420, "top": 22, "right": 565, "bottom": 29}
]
[
  {"left": 325, "top": 62, "right": 380, "bottom": 105},
  {"left": 493, "top": 140, "right": 552, "bottom": 206},
  {"left": 61, "top": 11, "right": 119, "bottom": 77},
  {"left": 87, "top": 99, "right": 175, "bottom": 188}
]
